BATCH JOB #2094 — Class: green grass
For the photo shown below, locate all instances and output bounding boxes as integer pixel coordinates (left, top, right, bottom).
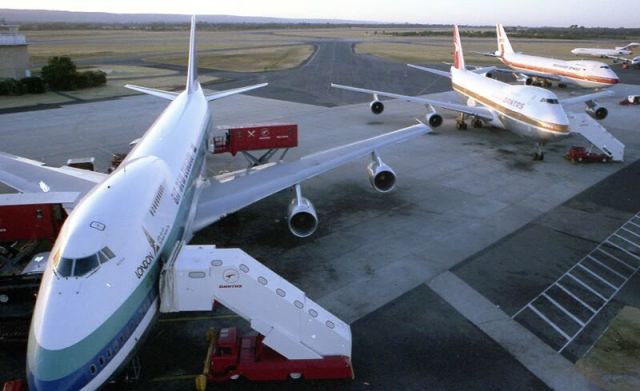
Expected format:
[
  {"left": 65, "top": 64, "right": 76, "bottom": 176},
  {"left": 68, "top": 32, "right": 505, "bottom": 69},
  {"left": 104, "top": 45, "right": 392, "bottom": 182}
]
[
  {"left": 576, "top": 306, "right": 640, "bottom": 391},
  {"left": 147, "top": 45, "right": 314, "bottom": 72}
]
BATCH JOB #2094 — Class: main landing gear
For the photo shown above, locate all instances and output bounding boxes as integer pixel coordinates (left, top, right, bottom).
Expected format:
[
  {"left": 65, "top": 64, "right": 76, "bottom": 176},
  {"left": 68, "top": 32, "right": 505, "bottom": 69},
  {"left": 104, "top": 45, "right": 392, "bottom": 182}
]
[
  {"left": 533, "top": 143, "right": 545, "bottom": 161},
  {"left": 456, "top": 113, "right": 468, "bottom": 130}
]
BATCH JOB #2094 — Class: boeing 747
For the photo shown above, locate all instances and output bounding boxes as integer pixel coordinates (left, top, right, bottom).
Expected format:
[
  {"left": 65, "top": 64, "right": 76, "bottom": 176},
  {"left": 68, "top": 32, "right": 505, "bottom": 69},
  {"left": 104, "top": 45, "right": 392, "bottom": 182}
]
[
  {"left": 0, "top": 17, "right": 428, "bottom": 390},
  {"left": 332, "top": 25, "right": 619, "bottom": 161}
]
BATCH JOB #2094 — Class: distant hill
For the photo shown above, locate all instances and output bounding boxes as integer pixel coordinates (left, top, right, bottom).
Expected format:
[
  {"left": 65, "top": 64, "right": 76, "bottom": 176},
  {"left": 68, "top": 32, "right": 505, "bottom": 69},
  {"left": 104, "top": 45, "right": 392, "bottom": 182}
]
[{"left": 0, "top": 9, "right": 375, "bottom": 25}]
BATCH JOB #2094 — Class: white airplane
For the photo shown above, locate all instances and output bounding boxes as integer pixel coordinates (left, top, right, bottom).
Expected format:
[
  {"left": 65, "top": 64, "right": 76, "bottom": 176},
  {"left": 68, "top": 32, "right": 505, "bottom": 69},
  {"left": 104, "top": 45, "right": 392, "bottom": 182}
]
[
  {"left": 0, "top": 17, "right": 428, "bottom": 390},
  {"left": 571, "top": 42, "right": 640, "bottom": 58},
  {"left": 332, "top": 25, "right": 613, "bottom": 161},
  {"left": 487, "top": 24, "right": 620, "bottom": 88}
]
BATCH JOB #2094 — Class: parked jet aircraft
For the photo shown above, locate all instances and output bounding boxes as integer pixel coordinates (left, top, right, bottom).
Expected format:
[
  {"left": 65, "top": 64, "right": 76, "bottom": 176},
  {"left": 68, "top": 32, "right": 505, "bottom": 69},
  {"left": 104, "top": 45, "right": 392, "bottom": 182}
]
[
  {"left": 571, "top": 42, "right": 639, "bottom": 58},
  {"left": 486, "top": 24, "right": 619, "bottom": 88},
  {"left": 0, "top": 17, "right": 428, "bottom": 390},
  {"left": 332, "top": 25, "right": 613, "bottom": 161}
]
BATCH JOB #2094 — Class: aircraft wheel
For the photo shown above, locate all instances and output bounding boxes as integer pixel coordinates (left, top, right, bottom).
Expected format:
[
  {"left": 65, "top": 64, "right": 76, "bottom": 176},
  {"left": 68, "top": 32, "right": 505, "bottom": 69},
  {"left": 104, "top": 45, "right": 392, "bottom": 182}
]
[{"left": 472, "top": 119, "right": 483, "bottom": 128}]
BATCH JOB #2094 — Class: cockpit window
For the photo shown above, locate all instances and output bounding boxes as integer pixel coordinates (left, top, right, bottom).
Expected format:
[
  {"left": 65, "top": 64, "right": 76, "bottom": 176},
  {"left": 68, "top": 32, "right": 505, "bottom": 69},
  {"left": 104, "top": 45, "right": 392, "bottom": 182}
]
[
  {"left": 600, "top": 65, "right": 610, "bottom": 69},
  {"left": 55, "top": 246, "right": 116, "bottom": 277},
  {"left": 540, "top": 98, "right": 559, "bottom": 104}
]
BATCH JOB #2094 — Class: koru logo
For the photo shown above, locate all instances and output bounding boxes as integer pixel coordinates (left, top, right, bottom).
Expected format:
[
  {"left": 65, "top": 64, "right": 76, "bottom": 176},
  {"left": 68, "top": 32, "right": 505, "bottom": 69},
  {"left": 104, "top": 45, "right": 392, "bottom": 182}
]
[{"left": 223, "top": 268, "right": 239, "bottom": 283}]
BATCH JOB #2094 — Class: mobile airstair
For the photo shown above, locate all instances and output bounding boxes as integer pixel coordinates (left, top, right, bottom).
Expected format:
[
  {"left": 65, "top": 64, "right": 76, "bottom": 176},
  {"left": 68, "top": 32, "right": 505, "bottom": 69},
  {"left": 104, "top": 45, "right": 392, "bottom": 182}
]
[
  {"left": 159, "top": 243, "right": 351, "bottom": 361},
  {"left": 568, "top": 112, "right": 624, "bottom": 161}
]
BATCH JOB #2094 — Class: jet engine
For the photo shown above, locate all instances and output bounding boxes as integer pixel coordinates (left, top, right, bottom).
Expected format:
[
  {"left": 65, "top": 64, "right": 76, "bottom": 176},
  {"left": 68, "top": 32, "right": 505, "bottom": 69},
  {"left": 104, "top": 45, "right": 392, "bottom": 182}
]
[
  {"left": 367, "top": 153, "right": 396, "bottom": 193},
  {"left": 585, "top": 101, "right": 608, "bottom": 120},
  {"left": 426, "top": 112, "right": 443, "bottom": 128},
  {"left": 370, "top": 100, "right": 384, "bottom": 115},
  {"left": 287, "top": 185, "right": 318, "bottom": 237}
]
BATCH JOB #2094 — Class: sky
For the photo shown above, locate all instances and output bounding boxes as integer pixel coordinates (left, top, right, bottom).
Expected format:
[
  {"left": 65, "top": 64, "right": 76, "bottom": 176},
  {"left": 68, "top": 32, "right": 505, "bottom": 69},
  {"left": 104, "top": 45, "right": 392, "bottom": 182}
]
[{"left": 2, "top": 0, "right": 638, "bottom": 28}]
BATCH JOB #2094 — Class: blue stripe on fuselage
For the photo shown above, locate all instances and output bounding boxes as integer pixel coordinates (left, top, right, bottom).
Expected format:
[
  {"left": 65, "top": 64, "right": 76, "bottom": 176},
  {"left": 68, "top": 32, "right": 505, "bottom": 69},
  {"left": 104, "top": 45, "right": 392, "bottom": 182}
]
[{"left": 27, "top": 136, "right": 209, "bottom": 390}]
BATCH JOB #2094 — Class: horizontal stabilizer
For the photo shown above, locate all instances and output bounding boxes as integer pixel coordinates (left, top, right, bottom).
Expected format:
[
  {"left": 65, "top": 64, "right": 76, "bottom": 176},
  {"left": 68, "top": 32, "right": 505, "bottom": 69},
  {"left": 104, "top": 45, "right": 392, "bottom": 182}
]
[
  {"left": 470, "top": 51, "right": 501, "bottom": 57},
  {"left": 124, "top": 84, "right": 178, "bottom": 100},
  {"left": 407, "top": 64, "right": 451, "bottom": 79},
  {"left": 471, "top": 66, "right": 496, "bottom": 75},
  {"left": 205, "top": 83, "right": 268, "bottom": 101},
  {"left": 0, "top": 192, "right": 80, "bottom": 206}
]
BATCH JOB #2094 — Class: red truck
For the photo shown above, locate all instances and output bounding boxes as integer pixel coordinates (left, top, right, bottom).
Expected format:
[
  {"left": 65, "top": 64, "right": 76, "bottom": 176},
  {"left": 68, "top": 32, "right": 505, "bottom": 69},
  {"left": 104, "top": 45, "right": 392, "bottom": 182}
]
[
  {"left": 211, "top": 124, "right": 298, "bottom": 156},
  {"left": 565, "top": 146, "right": 611, "bottom": 163},
  {"left": 197, "top": 327, "right": 352, "bottom": 388}
]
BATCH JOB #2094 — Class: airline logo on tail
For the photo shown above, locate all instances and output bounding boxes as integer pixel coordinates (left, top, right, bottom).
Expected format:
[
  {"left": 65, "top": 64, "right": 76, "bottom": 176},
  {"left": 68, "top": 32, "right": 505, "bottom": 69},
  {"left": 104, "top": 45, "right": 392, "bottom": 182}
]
[
  {"left": 453, "top": 25, "right": 465, "bottom": 70},
  {"left": 496, "top": 24, "right": 514, "bottom": 58}
]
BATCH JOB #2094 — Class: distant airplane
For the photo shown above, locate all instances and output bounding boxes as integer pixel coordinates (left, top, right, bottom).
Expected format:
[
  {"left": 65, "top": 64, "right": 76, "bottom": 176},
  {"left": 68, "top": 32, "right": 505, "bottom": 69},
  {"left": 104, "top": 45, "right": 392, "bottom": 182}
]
[
  {"left": 332, "top": 25, "right": 615, "bottom": 161},
  {"left": 483, "top": 24, "right": 620, "bottom": 88},
  {"left": 571, "top": 42, "right": 640, "bottom": 59},
  {"left": 0, "top": 17, "right": 428, "bottom": 390}
]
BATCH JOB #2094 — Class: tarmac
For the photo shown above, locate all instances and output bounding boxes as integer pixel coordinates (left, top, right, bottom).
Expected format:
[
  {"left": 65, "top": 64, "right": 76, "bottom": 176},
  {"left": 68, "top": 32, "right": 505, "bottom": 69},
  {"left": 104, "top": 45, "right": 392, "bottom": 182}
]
[{"left": 2, "top": 40, "right": 640, "bottom": 390}]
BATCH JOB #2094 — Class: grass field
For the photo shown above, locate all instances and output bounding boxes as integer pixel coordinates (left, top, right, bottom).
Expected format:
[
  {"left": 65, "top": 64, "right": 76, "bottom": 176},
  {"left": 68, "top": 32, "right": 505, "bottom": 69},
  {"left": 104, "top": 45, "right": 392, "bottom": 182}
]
[
  {"left": 147, "top": 44, "right": 315, "bottom": 72},
  {"left": 25, "top": 29, "right": 304, "bottom": 67},
  {"left": 354, "top": 36, "right": 627, "bottom": 65},
  {"left": 576, "top": 306, "right": 640, "bottom": 391}
]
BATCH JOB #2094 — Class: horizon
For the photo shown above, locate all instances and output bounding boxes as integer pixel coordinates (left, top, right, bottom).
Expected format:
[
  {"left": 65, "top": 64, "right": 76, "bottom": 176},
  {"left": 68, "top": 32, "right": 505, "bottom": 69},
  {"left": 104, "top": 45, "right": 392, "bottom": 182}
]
[{"left": 1, "top": 1, "right": 639, "bottom": 28}]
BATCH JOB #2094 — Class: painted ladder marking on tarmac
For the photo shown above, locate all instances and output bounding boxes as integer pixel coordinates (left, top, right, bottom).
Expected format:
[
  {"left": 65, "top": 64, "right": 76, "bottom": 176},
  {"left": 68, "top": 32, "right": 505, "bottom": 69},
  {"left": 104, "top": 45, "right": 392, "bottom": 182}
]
[
  {"left": 586, "top": 254, "right": 629, "bottom": 280},
  {"left": 513, "top": 211, "right": 640, "bottom": 353},
  {"left": 597, "top": 248, "right": 635, "bottom": 271}
]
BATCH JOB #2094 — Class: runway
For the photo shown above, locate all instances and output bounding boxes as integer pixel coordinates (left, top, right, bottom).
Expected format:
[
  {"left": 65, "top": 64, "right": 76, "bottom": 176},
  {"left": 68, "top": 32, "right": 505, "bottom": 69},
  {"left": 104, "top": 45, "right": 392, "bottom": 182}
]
[{"left": 2, "top": 38, "right": 640, "bottom": 389}]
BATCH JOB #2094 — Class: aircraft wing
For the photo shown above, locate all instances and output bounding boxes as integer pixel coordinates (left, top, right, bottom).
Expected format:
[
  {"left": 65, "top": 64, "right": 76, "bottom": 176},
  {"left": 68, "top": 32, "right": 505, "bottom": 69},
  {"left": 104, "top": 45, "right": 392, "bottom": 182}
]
[
  {"left": 489, "top": 67, "right": 564, "bottom": 82},
  {"left": 0, "top": 152, "right": 105, "bottom": 207},
  {"left": 559, "top": 90, "right": 614, "bottom": 106},
  {"left": 191, "top": 123, "right": 429, "bottom": 232},
  {"left": 331, "top": 83, "right": 495, "bottom": 121}
]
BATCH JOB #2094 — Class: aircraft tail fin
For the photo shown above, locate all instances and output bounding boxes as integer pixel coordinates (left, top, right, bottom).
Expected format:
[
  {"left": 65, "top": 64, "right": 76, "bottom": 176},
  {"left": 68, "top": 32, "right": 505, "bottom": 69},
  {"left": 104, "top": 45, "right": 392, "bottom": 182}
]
[
  {"left": 186, "top": 15, "right": 198, "bottom": 94},
  {"left": 496, "top": 24, "right": 514, "bottom": 57},
  {"left": 452, "top": 25, "right": 466, "bottom": 71}
]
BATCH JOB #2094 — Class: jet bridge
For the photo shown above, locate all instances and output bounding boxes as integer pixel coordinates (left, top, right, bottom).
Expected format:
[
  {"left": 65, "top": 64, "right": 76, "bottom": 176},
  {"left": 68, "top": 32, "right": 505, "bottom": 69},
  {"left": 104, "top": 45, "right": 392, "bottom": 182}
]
[
  {"left": 568, "top": 112, "right": 625, "bottom": 161},
  {"left": 159, "top": 243, "right": 351, "bottom": 363}
]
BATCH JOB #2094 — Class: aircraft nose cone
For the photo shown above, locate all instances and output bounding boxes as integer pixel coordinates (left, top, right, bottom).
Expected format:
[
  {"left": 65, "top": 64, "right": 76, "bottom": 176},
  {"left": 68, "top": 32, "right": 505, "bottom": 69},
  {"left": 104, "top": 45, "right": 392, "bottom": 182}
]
[{"left": 27, "top": 326, "right": 91, "bottom": 391}]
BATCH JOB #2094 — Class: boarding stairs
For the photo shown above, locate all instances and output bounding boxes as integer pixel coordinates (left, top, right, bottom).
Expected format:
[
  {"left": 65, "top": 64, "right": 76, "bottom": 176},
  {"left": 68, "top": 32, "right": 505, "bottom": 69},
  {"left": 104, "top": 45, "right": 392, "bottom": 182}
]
[
  {"left": 159, "top": 243, "right": 351, "bottom": 360},
  {"left": 512, "top": 212, "right": 640, "bottom": 353},
  {"left": 568, "top": 112, "right": 624, "bottom": 161}
]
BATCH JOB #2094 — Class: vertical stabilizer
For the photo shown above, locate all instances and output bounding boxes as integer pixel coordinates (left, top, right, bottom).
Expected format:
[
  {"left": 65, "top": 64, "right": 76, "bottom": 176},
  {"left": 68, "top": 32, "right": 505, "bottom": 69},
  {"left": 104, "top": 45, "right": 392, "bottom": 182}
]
[
  {"left": 186, "top": 15, "right": 198, "bottom": 94},
  {"left": 496, "top": 24, "right": 514, "bottom": 57},
  {"left": 452, "top": 25, "right": 466, "bottom": 70}
]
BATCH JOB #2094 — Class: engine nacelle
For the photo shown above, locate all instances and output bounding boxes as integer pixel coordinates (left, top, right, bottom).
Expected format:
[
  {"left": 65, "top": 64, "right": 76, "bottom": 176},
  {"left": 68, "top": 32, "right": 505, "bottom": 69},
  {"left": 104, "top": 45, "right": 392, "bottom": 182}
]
[
  {"left": 367, "top": 160, "right": 396, "bottom": 193},
  {"left": 426, "top": 112, "right": 443, "bottom": 128},
  {"left": 370, "top": 100, "right": 384, "bottom": 115},
  {"left": 585, "top": 102, "right": 608, "bottom": 120},
  {"left": 287, "top": 196, "right": 318, "bottom": 238},
  {"left": 524, "top": 77, "right": 533, "bottom": 85},
  {"left": 484, "top": 72, "right": 494, "bottom": 79}
]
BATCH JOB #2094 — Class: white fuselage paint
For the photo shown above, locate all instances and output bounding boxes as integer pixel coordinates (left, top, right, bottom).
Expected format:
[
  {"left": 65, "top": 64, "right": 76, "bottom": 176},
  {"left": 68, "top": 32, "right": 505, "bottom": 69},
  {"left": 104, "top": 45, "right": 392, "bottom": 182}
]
[
  {"left": 27, "top": 85, "right": 211, "bottom": 391},
  {"left": 500, "top": 52, "right": 619, "bottom": 88},
  {"left": 450, "top": 67, "right": 570, "bottom": 143},
  {"left": 571, "top": 47, "right": 632, "bottom": 58}
]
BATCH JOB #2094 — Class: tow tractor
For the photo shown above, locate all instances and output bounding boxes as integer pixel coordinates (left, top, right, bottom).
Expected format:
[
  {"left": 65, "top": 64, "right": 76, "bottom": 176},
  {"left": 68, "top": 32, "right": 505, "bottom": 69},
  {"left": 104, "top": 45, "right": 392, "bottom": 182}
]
[
  {"left": 619, "top": 95, "right": 640, "bottom": 105},
  {"left": 565, "top": 146, "right": 611, "bottom": 163}
]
